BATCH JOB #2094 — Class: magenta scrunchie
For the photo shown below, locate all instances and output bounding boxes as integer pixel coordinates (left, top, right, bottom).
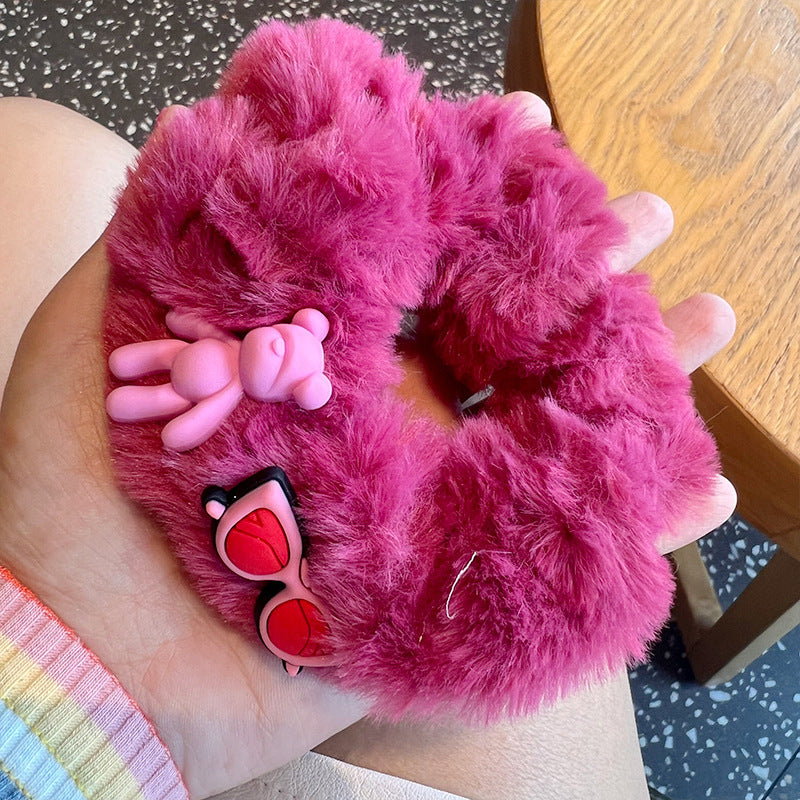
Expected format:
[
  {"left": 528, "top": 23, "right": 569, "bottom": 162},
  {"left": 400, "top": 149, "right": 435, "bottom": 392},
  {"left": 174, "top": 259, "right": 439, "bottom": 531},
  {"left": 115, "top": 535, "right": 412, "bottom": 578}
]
[{"left": 104, "top": 19, "right": 717, "bottom": 721}]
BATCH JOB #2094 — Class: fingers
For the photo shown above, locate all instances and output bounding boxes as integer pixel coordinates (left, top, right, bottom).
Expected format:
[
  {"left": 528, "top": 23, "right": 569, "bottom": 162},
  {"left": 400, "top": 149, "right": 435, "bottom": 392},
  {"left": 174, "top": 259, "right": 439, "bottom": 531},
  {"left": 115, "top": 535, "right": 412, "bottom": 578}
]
[
  {"left": 503, "top": 109, "right": 673, "bottom": 277},
  {"left": 654, "top": 294, "right": 736, "bottom": 551},
  {"left": 662, "top": 293, "right": 736, "bottom": 373},
  {"left": 656, "top": 474, "right": 738, "bottom": 554},
  {"left": 607, "top": 192, "right": 674, "bottom": 274},
  {"left": 655, "top": 294, "right": 736, "bottom": 550},
  {"left": 154, "top": 104, "right": 187, "bottom": 131},
  {"left": 500, "top": 90, "right": 552, "bottom": 129},
  {"left": 147, "top": 104, "right": 188, "bottom": 148},
  {"left": 154, "top": 105, "right": 183, "bottom": 128},
  {"left": 603, "top": 192, "right": 736, "bottom": 371},
  {"left": 604, "top": 196, "right": 737, "bottom": 551},
  {"left": 500, "top": 103, "right": 673, "bottom": 278}
]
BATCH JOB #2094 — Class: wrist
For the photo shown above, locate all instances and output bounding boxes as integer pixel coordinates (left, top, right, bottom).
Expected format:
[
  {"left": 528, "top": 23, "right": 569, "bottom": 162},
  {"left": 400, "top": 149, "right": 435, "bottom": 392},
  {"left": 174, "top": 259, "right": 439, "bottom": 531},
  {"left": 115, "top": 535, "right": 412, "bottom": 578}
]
[{"left": 0, "top": 566, "right": 188, "bottom": 800}]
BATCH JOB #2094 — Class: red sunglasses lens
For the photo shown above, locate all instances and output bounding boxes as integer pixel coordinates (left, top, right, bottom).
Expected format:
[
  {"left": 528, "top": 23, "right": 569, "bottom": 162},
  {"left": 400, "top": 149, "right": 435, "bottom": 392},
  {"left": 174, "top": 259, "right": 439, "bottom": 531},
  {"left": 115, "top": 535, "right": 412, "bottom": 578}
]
[
  {"left": 267, "top": 598, "right": 331, "bottom": 658},
  {"left": 225, "top": 508, "right": 289, "bottom": 575}
]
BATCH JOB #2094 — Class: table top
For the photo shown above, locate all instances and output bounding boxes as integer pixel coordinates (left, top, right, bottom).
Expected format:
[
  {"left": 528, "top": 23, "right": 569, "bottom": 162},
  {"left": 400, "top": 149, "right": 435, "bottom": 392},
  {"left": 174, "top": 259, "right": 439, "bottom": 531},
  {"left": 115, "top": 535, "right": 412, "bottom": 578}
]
[{"left": 539, "top": 0, "right": 800, "bottom": 459}]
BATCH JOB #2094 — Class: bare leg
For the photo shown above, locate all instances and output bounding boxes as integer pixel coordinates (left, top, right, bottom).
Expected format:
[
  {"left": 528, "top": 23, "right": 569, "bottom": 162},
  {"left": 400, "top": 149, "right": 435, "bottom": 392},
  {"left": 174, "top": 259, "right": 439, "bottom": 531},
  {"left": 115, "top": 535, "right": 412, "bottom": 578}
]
[
  {"left": 318, "top": 670, "right": 649, "bottom": 800},
  {"left": 0, "top": 97, "right": 137, "bottom": 397}
]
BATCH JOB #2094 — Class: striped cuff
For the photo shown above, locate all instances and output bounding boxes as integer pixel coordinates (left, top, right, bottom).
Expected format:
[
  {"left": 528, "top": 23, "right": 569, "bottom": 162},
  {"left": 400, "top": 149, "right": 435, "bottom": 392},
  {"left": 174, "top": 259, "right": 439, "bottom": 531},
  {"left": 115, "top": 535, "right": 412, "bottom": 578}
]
[{"left": 0, "top": 567, "right": 188, "bottom": 800}]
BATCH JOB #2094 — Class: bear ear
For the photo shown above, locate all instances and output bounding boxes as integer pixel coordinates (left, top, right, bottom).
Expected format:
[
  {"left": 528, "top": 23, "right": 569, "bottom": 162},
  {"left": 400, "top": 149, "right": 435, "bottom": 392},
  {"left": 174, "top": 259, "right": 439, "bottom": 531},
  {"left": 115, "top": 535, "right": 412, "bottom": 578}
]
[
  {"left": 291, "top": 308, "right": 330, "bottom": 341},
  {"left": 201, "top": 486, "right": 228, "bottom": 520}
]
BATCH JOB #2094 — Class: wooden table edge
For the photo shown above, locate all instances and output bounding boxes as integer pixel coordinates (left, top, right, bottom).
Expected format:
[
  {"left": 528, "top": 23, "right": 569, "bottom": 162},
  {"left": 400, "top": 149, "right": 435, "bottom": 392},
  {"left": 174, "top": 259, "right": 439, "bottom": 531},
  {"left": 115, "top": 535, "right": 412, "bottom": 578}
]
[{"left": 504, "top": 0, "right": 800, "bottom": 551}]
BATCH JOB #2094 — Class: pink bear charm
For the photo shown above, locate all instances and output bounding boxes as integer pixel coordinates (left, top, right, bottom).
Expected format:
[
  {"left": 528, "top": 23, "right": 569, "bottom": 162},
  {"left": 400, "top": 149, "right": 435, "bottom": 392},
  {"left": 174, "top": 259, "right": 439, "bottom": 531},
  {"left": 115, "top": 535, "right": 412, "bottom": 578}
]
[{"left": 106, "top": 308, "right": 332, "bottom": 451}]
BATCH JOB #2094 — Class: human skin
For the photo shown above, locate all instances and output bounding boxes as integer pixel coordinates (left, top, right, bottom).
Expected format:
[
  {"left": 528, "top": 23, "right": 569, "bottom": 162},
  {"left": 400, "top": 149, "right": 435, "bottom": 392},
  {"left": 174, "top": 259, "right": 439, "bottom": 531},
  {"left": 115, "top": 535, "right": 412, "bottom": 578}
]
[{"left": 0, "top": 94, "right": 735, "bottom": 799}]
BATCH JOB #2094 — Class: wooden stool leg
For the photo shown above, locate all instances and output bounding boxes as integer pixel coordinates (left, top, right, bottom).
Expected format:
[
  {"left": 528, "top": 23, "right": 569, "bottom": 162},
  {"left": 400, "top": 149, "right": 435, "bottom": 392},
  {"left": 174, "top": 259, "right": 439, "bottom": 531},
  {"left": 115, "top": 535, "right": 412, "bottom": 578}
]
[{"left": 673, "top": 544, "right": 800, "bottom": 685}]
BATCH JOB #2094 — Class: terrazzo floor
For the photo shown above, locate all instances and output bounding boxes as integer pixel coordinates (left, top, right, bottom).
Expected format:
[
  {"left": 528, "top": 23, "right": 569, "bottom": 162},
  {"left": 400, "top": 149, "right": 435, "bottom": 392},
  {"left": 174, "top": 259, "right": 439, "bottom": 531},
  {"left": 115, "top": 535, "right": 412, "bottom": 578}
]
[
  {"left": 2, "top": 3, "right": 798, "bottom": 799},
  {"left": 629, "top": 518, "right": 800, "bottom": 800},
  {"left": 0, "top": 0, "right": 512, "bottom": 147}
]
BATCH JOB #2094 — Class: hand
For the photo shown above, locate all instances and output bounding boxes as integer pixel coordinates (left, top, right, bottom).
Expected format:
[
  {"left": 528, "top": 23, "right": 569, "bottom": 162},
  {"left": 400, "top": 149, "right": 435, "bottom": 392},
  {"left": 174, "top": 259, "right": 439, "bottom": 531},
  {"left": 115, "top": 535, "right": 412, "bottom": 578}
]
[
  {"left": 0, "top": 239, "right": 367, "bottom": 799},
  {"left": 0, "top": 92, "right": 735, "bottom": 800},
  {"left": 413, "top": 91, "right": 738, "bottom": 556},
  {"left": 603, "top": 189, "right": 737, "bottom": 553},
  {"left": 397, "top": 185, "right": 737, "bottom": 556}
]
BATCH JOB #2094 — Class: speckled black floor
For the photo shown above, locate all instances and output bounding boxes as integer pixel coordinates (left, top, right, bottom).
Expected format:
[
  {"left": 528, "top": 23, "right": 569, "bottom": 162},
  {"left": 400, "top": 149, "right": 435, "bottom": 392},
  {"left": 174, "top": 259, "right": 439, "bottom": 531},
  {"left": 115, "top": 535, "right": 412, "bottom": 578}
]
[
  {"left": 0, "top": 0, "right": 512, "bottom": 148},
  {"left": 2, "top": 3, "right": 797, "bottom": 799},
  {"left": 629, "top": 518, "right": 800, "bottom": 800}
]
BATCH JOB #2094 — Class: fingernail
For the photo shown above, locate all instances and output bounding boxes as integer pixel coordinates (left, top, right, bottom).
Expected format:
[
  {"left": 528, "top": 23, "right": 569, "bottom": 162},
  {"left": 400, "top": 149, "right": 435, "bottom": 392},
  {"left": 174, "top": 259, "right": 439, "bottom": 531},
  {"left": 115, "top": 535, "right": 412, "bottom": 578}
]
[{"left": 501, "top": 91, "right": 552, "bottom": 128}]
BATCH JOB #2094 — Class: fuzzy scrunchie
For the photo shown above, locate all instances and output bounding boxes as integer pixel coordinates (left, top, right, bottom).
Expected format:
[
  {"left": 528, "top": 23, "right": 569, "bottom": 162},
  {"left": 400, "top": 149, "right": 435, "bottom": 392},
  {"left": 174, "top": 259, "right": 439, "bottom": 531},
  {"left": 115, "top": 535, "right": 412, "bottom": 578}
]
[{"left": 104, "top": 19, "right": 718, "bottom": 721}]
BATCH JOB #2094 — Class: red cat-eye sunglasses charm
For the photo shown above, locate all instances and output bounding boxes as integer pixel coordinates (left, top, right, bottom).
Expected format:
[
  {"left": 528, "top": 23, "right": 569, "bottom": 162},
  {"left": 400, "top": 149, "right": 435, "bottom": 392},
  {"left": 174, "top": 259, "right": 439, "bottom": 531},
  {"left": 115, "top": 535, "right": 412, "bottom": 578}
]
[{"left": 202, "top": 467, "right": 336, "bottom": 675}]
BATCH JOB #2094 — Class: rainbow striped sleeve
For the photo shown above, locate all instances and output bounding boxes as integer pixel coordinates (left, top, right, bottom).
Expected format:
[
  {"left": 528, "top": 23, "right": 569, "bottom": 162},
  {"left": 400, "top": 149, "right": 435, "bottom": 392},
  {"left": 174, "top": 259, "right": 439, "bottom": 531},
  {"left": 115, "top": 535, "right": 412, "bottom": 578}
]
[{"left": 0, "top": 567, "right": 188, "bottom": 800}]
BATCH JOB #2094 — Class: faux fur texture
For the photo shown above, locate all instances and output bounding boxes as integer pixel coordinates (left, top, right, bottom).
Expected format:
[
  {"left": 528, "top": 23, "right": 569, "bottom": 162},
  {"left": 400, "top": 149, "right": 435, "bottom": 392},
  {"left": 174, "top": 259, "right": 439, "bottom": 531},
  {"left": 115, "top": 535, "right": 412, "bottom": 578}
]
[{"left": 104, "top": 19, "right": 719, "bottom": 721}]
